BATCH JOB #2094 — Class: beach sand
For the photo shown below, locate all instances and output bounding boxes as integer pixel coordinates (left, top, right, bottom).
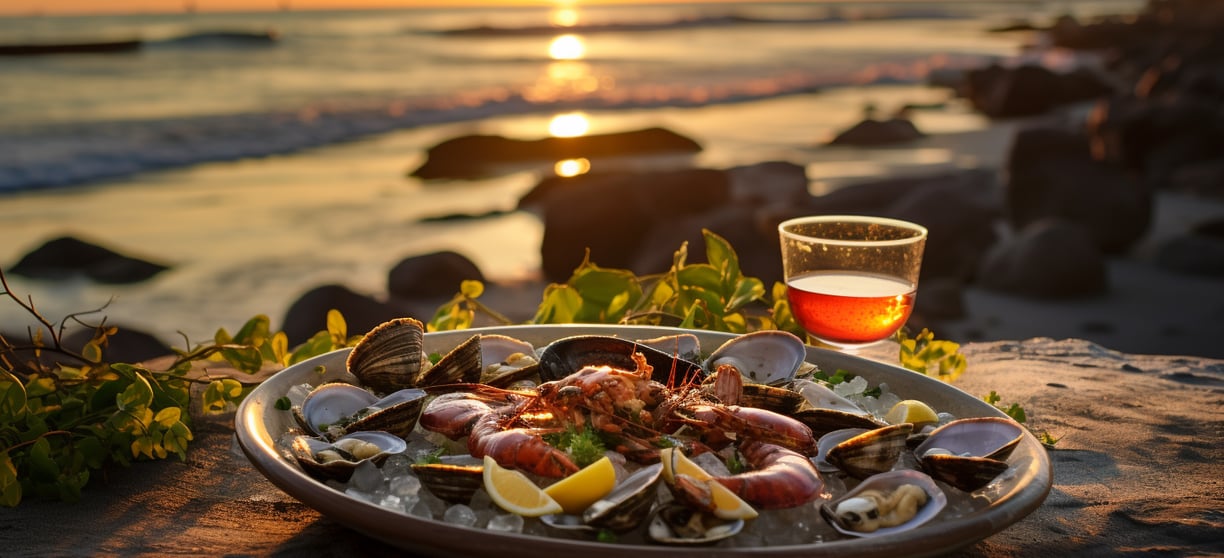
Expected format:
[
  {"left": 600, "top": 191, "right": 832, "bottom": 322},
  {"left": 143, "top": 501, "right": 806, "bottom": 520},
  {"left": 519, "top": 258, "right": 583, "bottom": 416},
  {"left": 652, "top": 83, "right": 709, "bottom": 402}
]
[{"left": 3, "top": 85, "right": 1223, "bottom": 359}]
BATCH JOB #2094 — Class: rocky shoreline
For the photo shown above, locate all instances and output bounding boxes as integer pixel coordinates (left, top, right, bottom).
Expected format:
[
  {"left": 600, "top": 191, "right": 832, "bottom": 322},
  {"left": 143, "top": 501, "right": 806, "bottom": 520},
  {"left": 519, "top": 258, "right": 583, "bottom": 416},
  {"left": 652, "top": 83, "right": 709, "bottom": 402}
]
[{"left": 6, "top": 0, "right": 1223, "bottom": 363}]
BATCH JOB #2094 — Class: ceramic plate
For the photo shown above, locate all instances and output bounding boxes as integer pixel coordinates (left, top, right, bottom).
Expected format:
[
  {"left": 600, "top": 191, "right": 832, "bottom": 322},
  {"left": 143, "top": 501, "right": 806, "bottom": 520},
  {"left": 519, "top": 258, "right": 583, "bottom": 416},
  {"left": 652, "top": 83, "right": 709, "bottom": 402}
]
[{"left": 235, "top": 324, "right": 1051, "bottom": 557}]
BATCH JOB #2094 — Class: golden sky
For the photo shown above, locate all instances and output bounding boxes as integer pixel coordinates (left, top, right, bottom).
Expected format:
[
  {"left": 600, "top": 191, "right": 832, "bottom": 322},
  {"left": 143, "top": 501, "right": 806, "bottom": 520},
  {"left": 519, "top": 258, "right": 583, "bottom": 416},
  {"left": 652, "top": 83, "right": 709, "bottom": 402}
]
[{"left": 0, "top": 0, "right": 752, "bottom": 17}]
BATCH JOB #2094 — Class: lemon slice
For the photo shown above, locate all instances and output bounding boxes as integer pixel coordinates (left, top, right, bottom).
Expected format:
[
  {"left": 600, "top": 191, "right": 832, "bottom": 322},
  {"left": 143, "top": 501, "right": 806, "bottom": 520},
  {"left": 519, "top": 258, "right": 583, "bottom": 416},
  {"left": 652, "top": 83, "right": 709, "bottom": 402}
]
[
  {"left": 482, "top": 455, "right": 564, "bottom": 517},
  {"left": 659, "top": 447, "right": 758, "bottom": 520},
  {"left": 885, "top": 399, "right": 940, "bottom": 425},
  {"left": 543, "top": 456, "right": 617, "bottom": 514}
]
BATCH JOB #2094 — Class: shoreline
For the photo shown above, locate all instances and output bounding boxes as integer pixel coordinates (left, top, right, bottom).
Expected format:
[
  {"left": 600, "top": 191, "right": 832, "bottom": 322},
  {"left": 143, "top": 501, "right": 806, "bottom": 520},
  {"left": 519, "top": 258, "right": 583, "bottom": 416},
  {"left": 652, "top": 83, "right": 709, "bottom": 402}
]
[{"left": 3, "top": 83, "right": 1223, "bottom": 359}]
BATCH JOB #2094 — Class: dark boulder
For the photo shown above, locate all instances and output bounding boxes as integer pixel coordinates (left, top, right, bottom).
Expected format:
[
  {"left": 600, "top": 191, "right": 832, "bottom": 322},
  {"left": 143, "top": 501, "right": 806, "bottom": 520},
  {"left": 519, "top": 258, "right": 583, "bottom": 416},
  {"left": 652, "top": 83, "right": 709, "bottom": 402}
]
[
  {"left": 387, "top": 251, "right": 484, "bottom": 300},
  {"left": 965, "top": 64, "right": 1114, "bottom": 118},
  {"left": 1005, "top": 127, "right": 1151, "bottom": 254},
  {"left": 631, "top": 205, "right": 783, "bottom": 286},
  {"left": 410, "top": 127, "right": 702, "bottom": 180},
  {"left": 725, "top": 161, "right": 811, "bottom": 208},
  {"left": 281, "top": 284, "right": 403, "bottom": 345},
  {"left": 977, "top": 218, "right": 1109, "bottom": 299},
  {"left": 881, "top": 171, "right": 1003, "bottom": 282},
  {"left": 529, "top": 168, "right": 731, "bottom": 282},
  {"left": 9, "top": 236, "right": 169, "bottom": 284},
  {"left": 827, "top": 118, "right": 924, "bottom": 146},
  {"left": 1153, "top": 217, "right": 1224, "bottom": 277}
]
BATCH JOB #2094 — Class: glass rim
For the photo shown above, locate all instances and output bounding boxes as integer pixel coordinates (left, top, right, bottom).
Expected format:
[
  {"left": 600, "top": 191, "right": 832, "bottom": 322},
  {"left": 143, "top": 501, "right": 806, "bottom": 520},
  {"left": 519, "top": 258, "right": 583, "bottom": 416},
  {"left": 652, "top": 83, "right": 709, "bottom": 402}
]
[{"left": 778, "top": 214, "right": 928, "bottom": 247}]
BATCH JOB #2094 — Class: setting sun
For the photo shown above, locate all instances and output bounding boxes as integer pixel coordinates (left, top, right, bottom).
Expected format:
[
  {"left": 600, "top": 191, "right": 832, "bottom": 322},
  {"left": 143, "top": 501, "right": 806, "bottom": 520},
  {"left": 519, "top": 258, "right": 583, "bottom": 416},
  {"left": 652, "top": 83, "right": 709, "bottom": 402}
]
[{"left": 548, "top": 112, "right": 590, "bottom": 137}]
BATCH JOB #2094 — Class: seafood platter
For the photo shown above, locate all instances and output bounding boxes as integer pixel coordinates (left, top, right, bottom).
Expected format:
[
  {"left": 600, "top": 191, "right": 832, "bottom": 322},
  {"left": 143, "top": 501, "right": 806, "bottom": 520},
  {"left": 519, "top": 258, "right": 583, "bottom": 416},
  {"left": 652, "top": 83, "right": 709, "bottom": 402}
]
[{"left": 235, "top": 322, "right": 1051, "bottom": 557}]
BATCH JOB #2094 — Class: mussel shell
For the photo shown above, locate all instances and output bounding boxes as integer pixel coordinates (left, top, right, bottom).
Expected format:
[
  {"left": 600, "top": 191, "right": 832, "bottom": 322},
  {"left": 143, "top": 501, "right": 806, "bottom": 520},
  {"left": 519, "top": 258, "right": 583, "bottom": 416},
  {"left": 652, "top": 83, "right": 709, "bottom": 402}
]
[
  {"left": 536, "top": 335, "right": 706, "bottom": 385},
  {"left": 819, "top": 469, "right": 947, "bottom": 538},
  {"left": 646, "top": 504, "right": 744, "bottom": 545},
  {"left": 411, "top": 461, "right": 484, "bottom": 503},
  {"left": 583, "top": 463, "right": 664, "bottom": 533},
  {"left": 919, "top": 453, "right": 1010, "bottom": 492},
  {"left": 913, "top": 417, "right": 1025, "bottom": 462},
  {"left": 292, "top": 430, "right": 407, "bottom": 482},
  {"left": 346, "top": 317, "right": 428, "bottom": 394},
  {"left": 825, "top": 423, "right": 915, "bottom": 480},
  {"left": 703, "top": 330, "right": 807, "bottom": 386}
]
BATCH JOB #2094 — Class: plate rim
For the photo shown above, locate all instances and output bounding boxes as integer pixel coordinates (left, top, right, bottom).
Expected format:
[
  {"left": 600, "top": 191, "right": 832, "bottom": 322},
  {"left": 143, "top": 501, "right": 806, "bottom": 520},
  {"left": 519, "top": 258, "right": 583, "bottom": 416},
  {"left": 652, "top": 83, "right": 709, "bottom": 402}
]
[{"left": 235, "top": 323, "right": 1052, "bottom": 557}]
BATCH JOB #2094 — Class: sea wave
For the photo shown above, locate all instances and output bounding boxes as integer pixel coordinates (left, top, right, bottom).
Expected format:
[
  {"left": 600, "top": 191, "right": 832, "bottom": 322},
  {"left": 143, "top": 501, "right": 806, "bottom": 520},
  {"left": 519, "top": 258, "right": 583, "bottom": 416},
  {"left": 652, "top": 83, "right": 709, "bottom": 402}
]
[
  {"left": 423, "top": 9, "right": 964, "bottom": 37},
  {"left": 0, "top": 51, "right": 992, "bottom": 195}
]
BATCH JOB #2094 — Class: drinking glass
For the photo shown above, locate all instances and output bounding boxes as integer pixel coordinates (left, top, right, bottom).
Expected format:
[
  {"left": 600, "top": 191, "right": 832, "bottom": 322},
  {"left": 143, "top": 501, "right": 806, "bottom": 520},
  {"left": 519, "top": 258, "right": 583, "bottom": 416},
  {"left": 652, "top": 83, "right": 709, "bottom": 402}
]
[{"left": 778, "top": 215, "right": 927, "bottom": 350}]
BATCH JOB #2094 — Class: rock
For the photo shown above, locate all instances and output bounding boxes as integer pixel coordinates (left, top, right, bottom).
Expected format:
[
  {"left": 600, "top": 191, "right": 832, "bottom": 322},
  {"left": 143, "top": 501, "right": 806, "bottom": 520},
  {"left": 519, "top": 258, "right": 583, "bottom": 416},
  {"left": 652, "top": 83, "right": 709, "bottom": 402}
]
[
  {"left": 964, "top": 64, "right": 1114, "bottom": 118},
  {"left": 530, "top": 168, "right": 730, "bottom": 282},
  {"left": 977, "top": 218, "right": 1109, "bottom": 299},
  {"left": 1088, "top": 97, "right": 1224, "bottom": 187},
  {"left": 631, "top": 205, "right": 783, "bottom": 286},
  {"left": 725, "top": 161, "right": 811, "bottom": 207},
  {"left": 1154, "top": 233, "right": 1224, "bottom": 277},
  {"left": 1005, "top": 126, "right": 1151, "bottom": 254},
  {"left": 410, "top": 127, "right": 702, "bottom": 180},
  {"left": 387, "top": 251, "right": 484, "bottom": 300},
  {"left": 913, "top": 277, "right": 967, "bottom": 321},
  {"left": 9, "top": 235, "right": 169, "bottom": 284},
  {"left": 826, "top": 117, "right": 924, "bottom": 146},
  {"left": 881, "top": 171, "right": 1003, "bottom": 282},
  {"left": 280, "top": 284, "right": 403, "bottom": 345}
]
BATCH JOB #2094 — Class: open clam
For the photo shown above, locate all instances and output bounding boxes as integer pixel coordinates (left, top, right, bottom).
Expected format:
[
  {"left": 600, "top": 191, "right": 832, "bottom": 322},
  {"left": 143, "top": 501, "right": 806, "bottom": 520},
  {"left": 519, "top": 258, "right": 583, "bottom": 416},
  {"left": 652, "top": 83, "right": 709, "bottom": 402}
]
[
  {"left": 296, "top": 383, "right": 427, "bottom": 439},
  {"left": 819, "top": 469, "right": 947, "bottom": 538},
  {"left": 291, "top": 430, "right": 407, "bottom": 482},
  {"left": 583, "top": 463, "right": 664, "bottom": 533},
  {"left": 646, "top": 504, "right": 745, "bottom": 545},
  {"left": 704, "top": 330, "right": 807, "bottom": 386},
  {"left": 790, "top": 379, "right": 886, "bottom": 437},
  {"left": 913, "top": 417, "right": 1023, "bottom": 492}
]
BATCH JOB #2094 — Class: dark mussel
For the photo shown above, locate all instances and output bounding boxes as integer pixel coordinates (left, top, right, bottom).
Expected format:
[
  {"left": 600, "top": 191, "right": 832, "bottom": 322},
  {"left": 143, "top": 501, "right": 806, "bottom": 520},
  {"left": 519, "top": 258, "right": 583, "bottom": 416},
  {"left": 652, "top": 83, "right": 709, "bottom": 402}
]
[{"left": 536, "top": 335, "right": 707, "bottom": 385}]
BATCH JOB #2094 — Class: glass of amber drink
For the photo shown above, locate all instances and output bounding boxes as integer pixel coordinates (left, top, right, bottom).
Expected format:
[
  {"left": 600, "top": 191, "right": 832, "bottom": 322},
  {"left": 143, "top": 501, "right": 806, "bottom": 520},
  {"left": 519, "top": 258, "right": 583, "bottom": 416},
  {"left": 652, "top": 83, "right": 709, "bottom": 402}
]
[{"left": 778, "top": 215, "right": 927, "bottom": 350}]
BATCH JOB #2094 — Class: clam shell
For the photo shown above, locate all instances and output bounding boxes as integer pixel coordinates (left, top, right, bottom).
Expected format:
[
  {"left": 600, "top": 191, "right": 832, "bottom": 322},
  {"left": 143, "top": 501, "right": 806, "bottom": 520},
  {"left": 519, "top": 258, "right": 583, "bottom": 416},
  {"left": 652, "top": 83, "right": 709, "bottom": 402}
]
[
  {"left": 292, "top": 430, "right": 407, "bottom": 482},
  {"left": 478, "top": 335, "right": 542, "bottom": 388},
  {"left": 913, "top": 417, "right": 1023, "bottom": 492},
  {"left": 536, "top": 335, "right": 706, "bottom": 385},
  {"left": 737, "top": 383, "right": 805, "bottom": 414},
  {"left": 295, "top": 383, "right": 378, "bottom": 436},
  {"left": 791, "top": 379, "right": 885, "bottom": 437},
  {"left": 412, "top": 460, "right": 484, "bottom": 503},
  {"left": 819, "top": 469, "right": 947, "bottom": 538},
  {"left": 914, "top": 417, "right": 1024, "bottom": 462},
  {"left": 646, "top": 503, "right": 744, "bottom": 545},
  {"left": 583, "top": 462, "right": 664, "bottom": 533},
  {"left": 825, "top": 423, "right": 914, "bottom": 480},
  {"left": 919, "top": 453, "right": 1010, "bottom": 492},
  {"left": 416, "top": 333, "right": 483, "bottom": 387},
  {"left": 346, "top": 317, "right": 428, "bottom": 394},
  {"left": 341, "top": 388, "right": 428, "bottom": 439},
  {"left": 704, "top": 330, "right": 807, "bottom": 386}
]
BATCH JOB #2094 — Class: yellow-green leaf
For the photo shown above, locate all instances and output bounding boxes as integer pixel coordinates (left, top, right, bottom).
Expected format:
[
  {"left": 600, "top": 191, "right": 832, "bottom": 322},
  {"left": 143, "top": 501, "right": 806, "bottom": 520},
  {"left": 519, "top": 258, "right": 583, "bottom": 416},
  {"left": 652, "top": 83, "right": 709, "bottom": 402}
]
[
  {"left": 153, "top": 406, "right": 181, "bottom": 427},
  {"left": 459, "top": 279, "right": 484, "bottom": 298}
]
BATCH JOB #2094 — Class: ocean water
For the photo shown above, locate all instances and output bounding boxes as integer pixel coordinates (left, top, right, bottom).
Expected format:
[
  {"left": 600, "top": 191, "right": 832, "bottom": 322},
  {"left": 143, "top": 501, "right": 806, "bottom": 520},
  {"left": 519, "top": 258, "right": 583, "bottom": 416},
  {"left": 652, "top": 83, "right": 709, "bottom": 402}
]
[
  {"left": 0, "top": 1, "right": 1138, "bottom": 193},
  {"left": 0, "top": 1, "right": 1143, "bottom": 342}
]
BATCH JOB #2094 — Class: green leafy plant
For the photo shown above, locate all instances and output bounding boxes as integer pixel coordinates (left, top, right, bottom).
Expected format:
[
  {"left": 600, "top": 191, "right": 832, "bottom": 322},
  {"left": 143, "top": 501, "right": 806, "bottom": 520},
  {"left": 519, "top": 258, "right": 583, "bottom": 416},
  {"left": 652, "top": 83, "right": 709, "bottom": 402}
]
[{"left": 0, "top": 270, "right": 352, "bottom": 507}]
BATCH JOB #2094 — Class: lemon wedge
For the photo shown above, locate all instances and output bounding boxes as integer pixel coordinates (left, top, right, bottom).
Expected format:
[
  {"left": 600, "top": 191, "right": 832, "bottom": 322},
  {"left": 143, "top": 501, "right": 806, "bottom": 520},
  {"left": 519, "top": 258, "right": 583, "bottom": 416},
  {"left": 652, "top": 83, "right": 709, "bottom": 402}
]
[
  {"left": 482, "top": 455, "right": 564, "bottom": 517},
  {"left": 885, "top": 399, "right": 940, "bottom": 425},
  {"left": 659, "top": 447, "right": 758, "bottom": 520},
  {"left": 543, "top": 456, "right": 617, "bottom": 514}
]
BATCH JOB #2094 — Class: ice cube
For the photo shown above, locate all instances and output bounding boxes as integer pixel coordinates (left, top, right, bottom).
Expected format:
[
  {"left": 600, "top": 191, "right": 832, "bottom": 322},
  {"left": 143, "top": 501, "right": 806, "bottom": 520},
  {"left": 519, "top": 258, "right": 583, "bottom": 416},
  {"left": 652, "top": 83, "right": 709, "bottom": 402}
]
[
  {"left": 486, "top": 513, "right": 524, "bottom": 533},
  {"left": 443, "top": 504, "right": 478, "bottom": 527}
]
